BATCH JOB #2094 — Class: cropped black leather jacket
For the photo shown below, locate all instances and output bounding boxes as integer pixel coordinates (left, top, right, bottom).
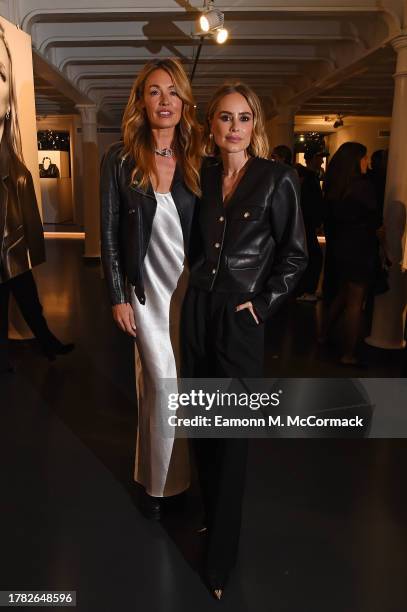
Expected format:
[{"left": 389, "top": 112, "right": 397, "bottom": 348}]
[
  {"left": 0, "top": 138, "right": 45, "bottom": 283},
  {"left": 100, "top": 142, "right": 198, "bottom": 305},
  {"left": 189, "top": 157, "right": 308, "bottom": 322}
]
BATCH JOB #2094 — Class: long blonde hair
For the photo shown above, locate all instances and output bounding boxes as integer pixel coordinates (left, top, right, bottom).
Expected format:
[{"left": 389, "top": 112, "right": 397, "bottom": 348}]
[
  {"left": 204, "top": 82, "right": 269, "bottom": 159},
  {"left": 0, "top": 23, "right": 24, "bottom": 162},
  {"left": 122, "top": 58, "right": 201, "bottom": 196}
]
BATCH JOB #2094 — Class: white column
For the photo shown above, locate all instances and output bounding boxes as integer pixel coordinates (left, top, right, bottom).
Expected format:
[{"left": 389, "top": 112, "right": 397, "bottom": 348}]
[
  {"left": 366, "top": 33, "right": 407, "bottom": 349},
  {"left": 76, "top": 104, "right": 100, "bottom": 259},
  {"left": 267, "top": 105, "right": 297, "bottom": 152}
]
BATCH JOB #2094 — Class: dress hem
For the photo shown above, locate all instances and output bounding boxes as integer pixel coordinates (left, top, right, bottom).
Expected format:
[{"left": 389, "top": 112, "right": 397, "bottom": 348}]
[{"left": 134, "top": 478, "right": 191, "bottom": 498}]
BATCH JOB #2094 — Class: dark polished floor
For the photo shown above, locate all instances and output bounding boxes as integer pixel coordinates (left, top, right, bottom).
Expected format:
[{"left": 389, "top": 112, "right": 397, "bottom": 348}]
[{"left": 1, "top": 240, "right": 407, "bottom": 612}]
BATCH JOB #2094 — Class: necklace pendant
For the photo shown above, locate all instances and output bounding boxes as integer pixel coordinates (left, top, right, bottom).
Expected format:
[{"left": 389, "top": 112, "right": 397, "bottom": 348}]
[{"left": 155, "top": 147, "right": 174, "bottom": 158}]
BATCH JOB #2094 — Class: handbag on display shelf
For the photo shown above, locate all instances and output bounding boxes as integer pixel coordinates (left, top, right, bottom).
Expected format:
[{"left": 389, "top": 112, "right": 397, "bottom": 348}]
[{"left": 39, "top": 156, "right": 60, "bottom": 178}]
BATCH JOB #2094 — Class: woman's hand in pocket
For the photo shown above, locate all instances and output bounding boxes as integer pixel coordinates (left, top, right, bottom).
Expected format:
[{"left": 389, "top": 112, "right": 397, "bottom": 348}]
[
  {"left": 112, "top": 302, "right": 137, "bottom": 337},
  {"left": 235, "top": 301, "right": 259, "bottom": 325}
]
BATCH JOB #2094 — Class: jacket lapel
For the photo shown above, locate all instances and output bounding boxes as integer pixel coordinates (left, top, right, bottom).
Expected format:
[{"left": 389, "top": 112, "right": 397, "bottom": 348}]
[
  {"left": 171, "top": 164, "right": 192, "bottom": 220},
  {"left": 127, "top": 161, "right": 195, "bottom": 251},
  {"left": 202, "top": 161, "right": 223, "bottom": 211}
]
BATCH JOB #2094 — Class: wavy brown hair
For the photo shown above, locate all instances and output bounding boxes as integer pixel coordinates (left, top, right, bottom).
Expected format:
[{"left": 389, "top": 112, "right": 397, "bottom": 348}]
[
  {"left": 203, "top": 82, "right": 269, "bottom": 159},
  {"left": 122, "top": 58, "right": 201, "bottom": 196},
  {"left": 0, "top": 23, "right": 24, "bottom": 163}
]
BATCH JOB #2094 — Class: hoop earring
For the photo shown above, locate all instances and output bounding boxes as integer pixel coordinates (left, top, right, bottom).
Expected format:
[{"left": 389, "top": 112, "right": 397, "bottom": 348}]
[{"left": 5, "top": 110, "right": 10, "bottom": 120}]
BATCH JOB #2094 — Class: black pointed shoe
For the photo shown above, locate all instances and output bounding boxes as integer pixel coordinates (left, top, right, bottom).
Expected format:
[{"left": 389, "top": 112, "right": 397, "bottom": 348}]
[{"left": 140, "top": 491, "right": 162, "bottom": 521}]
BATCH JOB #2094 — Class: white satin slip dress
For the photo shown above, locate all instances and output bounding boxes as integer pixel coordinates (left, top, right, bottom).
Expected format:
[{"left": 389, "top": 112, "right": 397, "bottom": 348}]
[{"left": 131, "top": 191, "right": 190, "bottom": 497}]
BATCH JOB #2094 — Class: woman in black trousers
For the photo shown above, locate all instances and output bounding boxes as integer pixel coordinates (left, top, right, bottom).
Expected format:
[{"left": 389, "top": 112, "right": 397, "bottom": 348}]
[{"left": 182, "top": 83, "right": 308, "bottom": 598}]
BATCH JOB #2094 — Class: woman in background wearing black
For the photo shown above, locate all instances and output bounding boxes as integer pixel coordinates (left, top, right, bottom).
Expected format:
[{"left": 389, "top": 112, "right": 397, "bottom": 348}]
[
  {"left": 321, "top": 141, "right": 379, "bottom": 365},
  {"left": 0, "top": 24, "right": 73, "bottom": 374}
]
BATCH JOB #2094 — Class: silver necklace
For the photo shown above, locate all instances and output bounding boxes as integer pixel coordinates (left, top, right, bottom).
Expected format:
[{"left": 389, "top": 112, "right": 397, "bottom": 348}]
[{"left": 155, "top": 147, "right": 174, "bottom": 158}]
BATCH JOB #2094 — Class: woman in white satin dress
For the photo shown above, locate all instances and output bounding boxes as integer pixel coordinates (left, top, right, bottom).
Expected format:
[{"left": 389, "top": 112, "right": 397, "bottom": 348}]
[{"left": 100, "top": 58, "right": 201, "bottom": 518}]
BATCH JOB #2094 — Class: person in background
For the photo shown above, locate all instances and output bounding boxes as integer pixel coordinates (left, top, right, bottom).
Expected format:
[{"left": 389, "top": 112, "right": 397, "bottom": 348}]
[
  {"left": 0, "top": 24, "right": 74, "bottom": 375},
  {"left": 320, "top": 142, "right": 379, "bottom": 366},
  {"left": 271, "top": 144, "right": 293, "bottom": 165},
  {"left": 295, "top": 144, "right": 325, "bottom": 302}
]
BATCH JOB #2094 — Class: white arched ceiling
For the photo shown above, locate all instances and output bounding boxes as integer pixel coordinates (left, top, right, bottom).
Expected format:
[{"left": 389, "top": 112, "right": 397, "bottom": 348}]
[{"left": 2, "top": 0, "right": 406, "bottom": 124}]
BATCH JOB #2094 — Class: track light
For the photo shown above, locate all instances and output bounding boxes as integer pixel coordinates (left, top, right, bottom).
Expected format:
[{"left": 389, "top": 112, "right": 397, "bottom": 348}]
[
  {"left": 199, "top": 7, "right": 224, "bottom": 33},
  {"left": 197, "top": 1, "right": 228, "bottom": 44},
  {"left": 215, "top": 27, "right": 228, "bottom": 44}
]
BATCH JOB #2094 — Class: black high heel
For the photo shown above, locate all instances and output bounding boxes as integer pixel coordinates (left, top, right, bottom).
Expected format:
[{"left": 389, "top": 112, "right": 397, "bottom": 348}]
[
  {"left": 205, "top": 570, "right": 228, "bottom": 601},
  {"left": 139, "top": 490, "right": 162, "bottom": 521}
]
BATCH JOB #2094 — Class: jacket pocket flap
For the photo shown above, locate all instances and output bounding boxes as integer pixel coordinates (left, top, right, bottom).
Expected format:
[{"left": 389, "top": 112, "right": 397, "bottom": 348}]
[{"left": 227, "top": 254, "right": 261, "bottom": 270}]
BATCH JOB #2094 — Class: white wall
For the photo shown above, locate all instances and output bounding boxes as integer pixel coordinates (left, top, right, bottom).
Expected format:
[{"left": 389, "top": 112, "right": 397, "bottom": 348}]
[
  {"left": 295, "top": 115, "right": 391, "bottom": 159},
  {"left": 325, "top": 117, "right": 391, "bottom": 158}
]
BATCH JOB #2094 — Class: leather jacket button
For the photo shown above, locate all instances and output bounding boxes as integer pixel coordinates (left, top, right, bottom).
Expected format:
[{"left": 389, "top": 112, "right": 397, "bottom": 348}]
[
  {"left": 243, "top": 211, "right": 250, "bottom": 218},
  {"left": 212, "top": 268, "right": 216, "bottom": 274},
  {"left": 218, "top": 216, "right": 224, "bottom": 222},
  {"left": 214, "top": 242, "right": 220, "bottom": 248}
]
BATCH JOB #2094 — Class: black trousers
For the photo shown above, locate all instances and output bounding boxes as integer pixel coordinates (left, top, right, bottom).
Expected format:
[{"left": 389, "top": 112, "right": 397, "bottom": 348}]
[
  {"left": 0, "top": 270, "right": 60, "bottom": 368},
  {"left": 182, "top": 287, "right": 264, "bottom": 584}
]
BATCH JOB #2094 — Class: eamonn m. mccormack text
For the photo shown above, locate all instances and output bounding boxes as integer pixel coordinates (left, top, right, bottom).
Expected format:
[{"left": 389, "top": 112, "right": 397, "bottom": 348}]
[{"left": 268, "top": 415, "right": 364, "bottom": 428}]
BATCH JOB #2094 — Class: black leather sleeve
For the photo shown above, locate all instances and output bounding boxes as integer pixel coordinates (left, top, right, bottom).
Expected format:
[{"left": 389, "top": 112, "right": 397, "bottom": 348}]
[
  {"left": 251, "top": 167, "right": 308, "bottom": 322},
  {"left": 100, "top": 148, "right": 127, "bottom": 305}
]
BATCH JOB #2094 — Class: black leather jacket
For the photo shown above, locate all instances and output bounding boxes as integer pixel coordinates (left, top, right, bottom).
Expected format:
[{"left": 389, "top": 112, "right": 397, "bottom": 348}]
[
  {"left": 189, "top": 157, "right": 308, "bottom": 322},
  {"left": 0, "top": 138, "right": 45, "bottom": 283},
  {"left": 100, "top": 142, "right": 198, "bottom": 305}
]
